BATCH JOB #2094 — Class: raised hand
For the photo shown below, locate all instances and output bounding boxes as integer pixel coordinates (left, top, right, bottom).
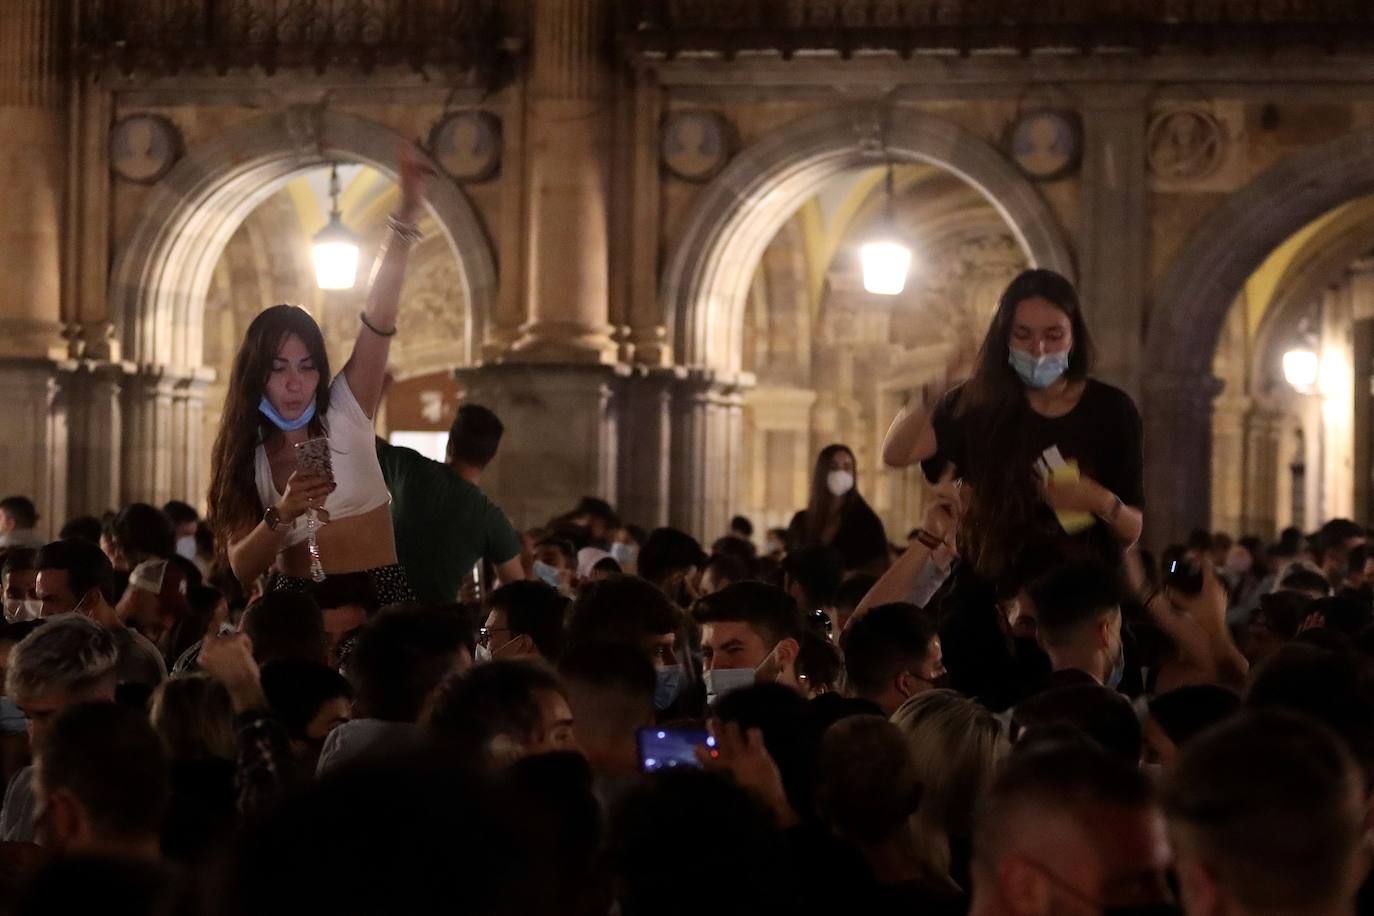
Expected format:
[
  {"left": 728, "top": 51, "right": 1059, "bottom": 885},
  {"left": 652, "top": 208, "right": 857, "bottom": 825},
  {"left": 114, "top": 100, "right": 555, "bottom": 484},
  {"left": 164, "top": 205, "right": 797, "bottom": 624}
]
[
  {"left": 275, "top": 470, "right": 335, "bottom": 526},
  {"left": 396, "top": 142, "right": 434, "bottom": 222}
]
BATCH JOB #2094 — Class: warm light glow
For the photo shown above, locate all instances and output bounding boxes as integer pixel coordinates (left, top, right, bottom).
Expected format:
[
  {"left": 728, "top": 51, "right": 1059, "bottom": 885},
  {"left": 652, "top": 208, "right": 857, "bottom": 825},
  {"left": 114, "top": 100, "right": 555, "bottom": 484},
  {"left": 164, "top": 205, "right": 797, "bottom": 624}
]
[
  {"left": 312, "top": 220, "right": 360, "bottom": 290},
  {"left": 861, "top": 240, "right": 912, "bottom": 296},
  {"left": 1283, "top": 347, "right": 1319, "bottom": 394}
]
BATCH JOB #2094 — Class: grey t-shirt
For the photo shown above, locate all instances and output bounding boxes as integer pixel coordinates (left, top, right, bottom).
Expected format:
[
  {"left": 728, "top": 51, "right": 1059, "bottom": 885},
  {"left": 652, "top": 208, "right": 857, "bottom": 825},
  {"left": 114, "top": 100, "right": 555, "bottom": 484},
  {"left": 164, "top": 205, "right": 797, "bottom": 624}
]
[
  {"left": 315, "top": 719, "right": 426, "bottom": 777},
  {"left": 0, "top": 765, "right": 36, "bottom": 843}
]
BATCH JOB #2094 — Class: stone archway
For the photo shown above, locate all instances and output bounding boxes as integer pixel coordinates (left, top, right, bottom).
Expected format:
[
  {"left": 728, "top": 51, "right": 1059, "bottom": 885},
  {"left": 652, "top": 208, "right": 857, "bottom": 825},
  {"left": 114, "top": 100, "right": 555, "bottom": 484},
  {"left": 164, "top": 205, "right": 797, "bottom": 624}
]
[
  {"left": 101, "top": 108, "right": 497, "bottom": 510},
  {"left": 656, "top": 106, "right": 1072, "bottom": 537},
  {"left": 663, "top": 106, "right": 1075, "bottom": 376},
  {"left": 1144, "top": 126, "right": 1374, "bottom": 543}
]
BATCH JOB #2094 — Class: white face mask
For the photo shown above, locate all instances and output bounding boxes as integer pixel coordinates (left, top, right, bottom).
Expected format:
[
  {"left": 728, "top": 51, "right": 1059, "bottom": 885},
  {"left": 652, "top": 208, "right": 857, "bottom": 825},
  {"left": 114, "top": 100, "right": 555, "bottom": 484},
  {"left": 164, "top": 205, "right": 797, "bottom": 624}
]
[
  {"left": 826, "top": 470, "right": 855, "bottom": 497},
  {"left": 703, "top": 667, "right": 756, "bottom": 706},
  {"left": 3, "top": 599, "right": 40, "bottom": 622},
  {"left": 175, "top": 534, "right": 198, "bottom": 560}
]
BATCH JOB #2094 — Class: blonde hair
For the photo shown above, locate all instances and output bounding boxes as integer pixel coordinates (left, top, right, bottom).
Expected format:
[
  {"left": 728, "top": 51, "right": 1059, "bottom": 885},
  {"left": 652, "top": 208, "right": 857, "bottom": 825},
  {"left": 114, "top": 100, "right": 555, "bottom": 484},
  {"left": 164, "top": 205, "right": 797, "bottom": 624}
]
[
  {"left": 890, "top": 689, "right": 1009, "bottom": 889},
  {"left": 150, "top": 673, "right": 236, "bottom": 761}
]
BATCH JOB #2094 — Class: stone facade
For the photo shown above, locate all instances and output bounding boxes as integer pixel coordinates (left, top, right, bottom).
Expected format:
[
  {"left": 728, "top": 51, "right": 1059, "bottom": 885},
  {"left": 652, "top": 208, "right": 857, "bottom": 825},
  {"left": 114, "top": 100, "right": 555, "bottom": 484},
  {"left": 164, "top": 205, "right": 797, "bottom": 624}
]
[{"left": 4, "top": 1, "right": 1374, "bottom": 543}]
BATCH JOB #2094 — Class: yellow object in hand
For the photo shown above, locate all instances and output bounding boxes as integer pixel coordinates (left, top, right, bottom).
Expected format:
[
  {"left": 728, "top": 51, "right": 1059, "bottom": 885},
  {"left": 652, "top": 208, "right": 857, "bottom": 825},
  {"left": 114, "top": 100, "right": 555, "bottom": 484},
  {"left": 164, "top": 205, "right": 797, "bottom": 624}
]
[{"left": 1048, "top": 460, "right": 1096, "bottom": 535}]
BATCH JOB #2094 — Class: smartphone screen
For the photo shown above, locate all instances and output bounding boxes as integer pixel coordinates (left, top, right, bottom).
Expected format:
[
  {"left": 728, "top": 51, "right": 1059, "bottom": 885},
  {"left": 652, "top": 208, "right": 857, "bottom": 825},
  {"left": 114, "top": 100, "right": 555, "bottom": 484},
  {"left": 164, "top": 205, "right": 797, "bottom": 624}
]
[{"left": 636, "top": 727, "right": 716, "bottom": 773}]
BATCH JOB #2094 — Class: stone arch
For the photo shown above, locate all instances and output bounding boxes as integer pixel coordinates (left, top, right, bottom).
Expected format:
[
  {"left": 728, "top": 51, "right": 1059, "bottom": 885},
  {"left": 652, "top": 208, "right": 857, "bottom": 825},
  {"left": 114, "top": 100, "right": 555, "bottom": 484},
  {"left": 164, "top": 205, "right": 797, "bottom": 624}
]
[
  {"left": 109, "top": 107, "right": 496, "bottom": 373},
  {"left": 1144, "top": 126, "right": 1374, "bottom": 542},
  {"left": 662, "top": 106, "right": 1075, "bottom": 375}
]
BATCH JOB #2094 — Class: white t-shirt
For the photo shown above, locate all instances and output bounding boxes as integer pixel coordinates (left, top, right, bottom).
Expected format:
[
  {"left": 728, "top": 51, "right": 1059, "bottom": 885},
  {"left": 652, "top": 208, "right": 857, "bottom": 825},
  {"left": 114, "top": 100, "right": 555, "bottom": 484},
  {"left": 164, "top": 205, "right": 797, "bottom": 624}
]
[{"left": 254, "top": 374, "right": 391, "bottom": 548}]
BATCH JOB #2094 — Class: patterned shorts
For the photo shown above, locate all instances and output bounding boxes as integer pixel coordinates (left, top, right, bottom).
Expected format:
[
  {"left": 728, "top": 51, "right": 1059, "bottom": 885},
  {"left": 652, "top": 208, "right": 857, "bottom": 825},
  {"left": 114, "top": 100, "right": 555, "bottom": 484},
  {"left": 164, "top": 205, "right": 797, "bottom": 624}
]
[{"left": 271, "top": 562, "right": 416, "bottom": 608}]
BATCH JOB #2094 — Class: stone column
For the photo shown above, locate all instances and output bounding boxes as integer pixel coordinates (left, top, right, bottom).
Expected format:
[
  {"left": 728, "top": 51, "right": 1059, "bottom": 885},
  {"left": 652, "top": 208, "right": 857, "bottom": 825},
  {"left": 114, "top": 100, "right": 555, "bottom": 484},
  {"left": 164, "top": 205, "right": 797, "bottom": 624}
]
[
  {"left": 1210, "top": 394, "right": 1250, "bottom": 536},
  {"left": 1143, "top": 372, "right": 1222, "bottom": 547},
  {"left": 452, "top": 363, "right": 624, "bottom": 531},
  {"left": 616, "top": 367, "right": 682, "bottom": 529},
  {"left": 510, "top": 0, "right": 617, "bottom": 363},
  {"left": 0, "top": 358, "right": 69, "bottom": 539},
  {"left": 1241, "top": 405, "right": 1285, "bottom": 539},
  {"left": 0, "top": 0, "right": 66, "bottom": 360},
  {"left": 121, "top": 367, "right": 213, "bottom": 508},
  {"left": 1079, "top": 92, "right": 1149, "bottom": 400},
  {"left": 63, "top": 361, "right": 128, "bottom": 517},
  {"left": 670, "top": 371, "right": 749, "bottom": 542}
]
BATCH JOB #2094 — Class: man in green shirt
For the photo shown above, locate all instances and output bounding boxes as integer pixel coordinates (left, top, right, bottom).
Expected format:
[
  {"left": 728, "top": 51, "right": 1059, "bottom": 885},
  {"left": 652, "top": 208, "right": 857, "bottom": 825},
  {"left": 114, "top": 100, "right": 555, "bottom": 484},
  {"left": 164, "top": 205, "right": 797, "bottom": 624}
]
[{"left": 377, "top": 404, "right": 525, "bottom": 605}]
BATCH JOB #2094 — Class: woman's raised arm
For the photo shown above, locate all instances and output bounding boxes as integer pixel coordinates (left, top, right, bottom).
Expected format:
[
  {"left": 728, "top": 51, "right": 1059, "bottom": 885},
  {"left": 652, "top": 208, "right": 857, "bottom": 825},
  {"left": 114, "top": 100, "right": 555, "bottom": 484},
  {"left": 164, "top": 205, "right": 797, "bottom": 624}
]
[{"left": 344, "top": 144, "right": 432, "bottom": 420}]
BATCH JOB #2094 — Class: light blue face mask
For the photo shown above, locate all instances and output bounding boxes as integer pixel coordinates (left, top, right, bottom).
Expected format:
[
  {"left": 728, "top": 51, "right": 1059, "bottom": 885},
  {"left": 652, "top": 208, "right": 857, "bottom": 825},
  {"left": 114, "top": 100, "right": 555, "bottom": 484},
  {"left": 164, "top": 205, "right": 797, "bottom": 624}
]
[
  {"left": 1106, "top": 641, "right": 1126, "bottom": 691},
  {"left": 703, "top": 667, "right": 756, "bottom": 706},
  {"left": 532, "top": 560, "right": 563, "bottom": 590},
  {"left": 654, "top": 666, "right": 685, "bottom": 712},
  {"left": 610, "top": 542, "right": 639, "bottom": 568},
  {"left": 259, "top": 396, "right": 317, "bottom": 432},
  {"left": 1008, "top": 348, "right": 1070, "bottom": 390}
]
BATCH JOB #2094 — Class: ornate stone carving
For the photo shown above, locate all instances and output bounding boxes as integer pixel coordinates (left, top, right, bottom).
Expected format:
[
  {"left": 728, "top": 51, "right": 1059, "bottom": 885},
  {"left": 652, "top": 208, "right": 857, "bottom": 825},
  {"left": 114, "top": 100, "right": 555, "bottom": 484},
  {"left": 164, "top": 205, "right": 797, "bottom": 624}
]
[
  {"left": 661, "top": 111, "right": 736, "bottom": 182},
  {"left": 429, "top": 111, "right": 502, "bottom": 183},
  {"left": 1147, "top": 108, "right": 1226, "bottom": 182},
  {"left": 110, "top": 114, "right": 182, "bottom": 184},
  {"left": 1007, "top": 109, "right": 1082, "bottom": 182}
]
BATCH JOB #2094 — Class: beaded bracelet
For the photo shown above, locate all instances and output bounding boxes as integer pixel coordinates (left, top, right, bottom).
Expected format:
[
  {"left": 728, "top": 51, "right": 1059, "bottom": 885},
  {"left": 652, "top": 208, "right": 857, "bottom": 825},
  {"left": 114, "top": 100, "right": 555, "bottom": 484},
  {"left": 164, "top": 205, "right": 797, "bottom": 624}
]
[{"left": 387, "top": 214, "right": 424, "bottom": 246}]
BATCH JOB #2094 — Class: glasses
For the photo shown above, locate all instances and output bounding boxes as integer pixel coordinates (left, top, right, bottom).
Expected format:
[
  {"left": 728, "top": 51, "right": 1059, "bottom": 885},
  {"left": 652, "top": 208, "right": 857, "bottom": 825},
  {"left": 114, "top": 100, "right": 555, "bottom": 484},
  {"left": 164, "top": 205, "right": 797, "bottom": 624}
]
[{"left": 478, "top": 626, "right": 510, "bottom": 647}]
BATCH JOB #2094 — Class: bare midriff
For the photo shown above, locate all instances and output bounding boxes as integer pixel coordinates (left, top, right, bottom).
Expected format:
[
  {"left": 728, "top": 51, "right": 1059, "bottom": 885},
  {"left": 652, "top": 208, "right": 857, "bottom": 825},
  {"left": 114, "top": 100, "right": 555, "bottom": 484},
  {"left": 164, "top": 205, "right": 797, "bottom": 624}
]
[{"left": 277, "top": 502, "right": 397, "bottom": 578}]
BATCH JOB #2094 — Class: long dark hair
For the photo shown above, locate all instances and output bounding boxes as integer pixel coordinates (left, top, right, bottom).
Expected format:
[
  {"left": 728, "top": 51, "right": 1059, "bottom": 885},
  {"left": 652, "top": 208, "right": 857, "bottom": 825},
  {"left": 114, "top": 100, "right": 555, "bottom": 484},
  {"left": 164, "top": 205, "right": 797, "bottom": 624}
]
[
  {"left": 207, "top": 305, "right": 331, "bottom": 552},
  {"left": 954, "top": 269, "right": 1095, "bottom": 580},
  {"left": 804, "top": 444, "right": 858, "bottom": 546}
]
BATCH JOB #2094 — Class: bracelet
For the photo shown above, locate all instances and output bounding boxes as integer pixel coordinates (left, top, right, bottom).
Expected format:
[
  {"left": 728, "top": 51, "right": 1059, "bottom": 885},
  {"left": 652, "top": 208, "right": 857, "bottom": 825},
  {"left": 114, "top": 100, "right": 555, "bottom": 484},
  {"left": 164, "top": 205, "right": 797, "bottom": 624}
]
[
  {"left": 1097, "top": 494, "right": 1124, "bottom": 525},
  {"left": 359, "top": 311, "right": 397, "bottom": 337},
  {"left": 387, "top": 214, "right": 423, "bottom": 246},
  {"left": 913, "top": 528, "right": 945, "bottom": 551}
]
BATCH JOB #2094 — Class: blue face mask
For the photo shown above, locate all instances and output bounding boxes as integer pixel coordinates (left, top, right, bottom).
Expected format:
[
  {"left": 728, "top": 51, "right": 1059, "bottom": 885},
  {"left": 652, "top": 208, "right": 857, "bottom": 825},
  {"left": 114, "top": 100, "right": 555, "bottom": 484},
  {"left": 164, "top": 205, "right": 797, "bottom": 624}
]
[
  {"left": 654, "top": 666, "right": 685, "bottom": 712},
  {"left": 532, "top": 560, "right": 563, "bottom": 590},
  {"left": 1008, "top": 348, "right": 1070, "bottom": 389},
  {"left": 1106, "top": 640, "right": 1126, "bottom": 691},
  {"left": 610, "top": 542, "right": 639, "bottom": 568},
  {"left": 259, "top": 396, "right": 317, "bottom": 431}
]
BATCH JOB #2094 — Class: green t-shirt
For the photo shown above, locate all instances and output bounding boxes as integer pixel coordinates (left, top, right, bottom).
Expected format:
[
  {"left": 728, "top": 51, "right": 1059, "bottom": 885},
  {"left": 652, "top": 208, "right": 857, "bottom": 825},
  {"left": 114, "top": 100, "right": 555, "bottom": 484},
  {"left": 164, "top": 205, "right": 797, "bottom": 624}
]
[{"left": 376, "top": 441, "right": 522, "bottom": 605}]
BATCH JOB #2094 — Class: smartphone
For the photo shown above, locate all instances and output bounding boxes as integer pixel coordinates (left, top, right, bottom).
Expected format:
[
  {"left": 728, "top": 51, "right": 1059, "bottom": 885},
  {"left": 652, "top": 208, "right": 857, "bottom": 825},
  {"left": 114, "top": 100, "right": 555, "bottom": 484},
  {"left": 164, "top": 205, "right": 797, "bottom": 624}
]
[
  {"left": 1166, "top": 556, "right": 1205, "bottom": 596},
  {"left": 636, "top": 727, "right": 716, "bottom": 773},
  {"left": 294, "top": 436, "right": 334, "bottom": 481}
]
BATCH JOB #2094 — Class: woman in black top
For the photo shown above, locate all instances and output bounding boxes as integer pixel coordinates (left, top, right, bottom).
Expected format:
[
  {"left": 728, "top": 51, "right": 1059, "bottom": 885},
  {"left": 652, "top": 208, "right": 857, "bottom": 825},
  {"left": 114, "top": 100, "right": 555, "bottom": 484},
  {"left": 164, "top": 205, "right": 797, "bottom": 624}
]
[
  {"left": 882, "top": 269, "right": 1143, "bottom": 582},
  {"left": 787, "top": 444, "right": 889, "bottom": 574}
]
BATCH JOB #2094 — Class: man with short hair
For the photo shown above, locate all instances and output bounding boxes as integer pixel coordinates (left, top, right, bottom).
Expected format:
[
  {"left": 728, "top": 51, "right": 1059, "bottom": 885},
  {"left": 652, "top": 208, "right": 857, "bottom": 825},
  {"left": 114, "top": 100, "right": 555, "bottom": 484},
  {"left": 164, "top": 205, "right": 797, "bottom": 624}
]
[
  {"left": 1, "top": 615, "right": 120, "bottom": 842},
  {"left": 427, "top": 659, "right": 577, "bottom": 767},
  {"left": 377, "top": 403, "right": 525, "bottom": 605},
  {"left": 565, "top": 577, "right": 686, "bottom": 715},
  {"left": 2, "top": 548, "right": 39, "bottom": 621},
  {"left": 241, "top": 590, "right": 328, "bottom": 666},
  {"left": 481, "top": 580, "right": 568, "bottom": 664},
  {"left": 260, "top": 659, "right": 353, "bottom": 777},
  {"left": 1026, "top": 560, "right": 1125, "bottom": 690},
  {"left": 968, "top": 741, "right": 1173, "bottom": 916},
  {"left": 35, "top": 539, "right": 165, "bottom": 689},
  {"left": 33, "top": 702, "right": 168, "bottom": 859},
  {"left": 317, "top": 606, "right": 474, "bottom": 775},
  {"left": 638, "top": 527, "right": 708, "bottom": 607},
  {"left": 0, "top": 497, "right": 42, "bottom": 549},
  {"left": 692, "top": 581, "right": 805, "bottom": 705},
  {"left": 558, "top": 641, "right": 655, "bottom": 796},
  {"left": 781, "top": 546, "right": 843, "bottom": 615},
  {"left": 840, "top": 602, "right": 945, "bottom": 716},
  {"left": 1163, "top": 711, "right": 1367, "bottom": 916}
]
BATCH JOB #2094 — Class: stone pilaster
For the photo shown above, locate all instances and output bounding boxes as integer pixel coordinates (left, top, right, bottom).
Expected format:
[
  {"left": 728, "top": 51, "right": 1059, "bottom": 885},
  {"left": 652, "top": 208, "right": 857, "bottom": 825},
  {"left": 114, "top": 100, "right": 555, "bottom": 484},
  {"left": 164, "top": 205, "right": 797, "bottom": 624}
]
[
  {"left": 121, "top": 367, "right": 214, "bottom": 509},
  {"left": 1241, "top": 405, "right": 1285, "bottom": 538},
  {"left": 1210, "top": 394, "right": 1250, "bottom": 536},
  {"left": 1143, "top": 372, "right": 1223, "bottom": 547},
  {"left": 0, "top": 0, "right": 66, "bottom": 360},
  {"left": 62, "top": 361, "right": 128, "bottom": 517},
  {"left": 616, "top": 366, "right": 682, "bottom": 530},
  {"left": 1079, "top": 92, "right": 1149, "bottom": 401},
  {"left": 452, "top": 363, "right": 626, "bottom": 531},
  {"left": 510, "top": 0, "right": 617, "bottom": 363},
  {"left": 670, "top": 370, "right": 749, "bottom": 542},
  {"left": 0, "top": 357, "right": 69, "bottom": 538}
]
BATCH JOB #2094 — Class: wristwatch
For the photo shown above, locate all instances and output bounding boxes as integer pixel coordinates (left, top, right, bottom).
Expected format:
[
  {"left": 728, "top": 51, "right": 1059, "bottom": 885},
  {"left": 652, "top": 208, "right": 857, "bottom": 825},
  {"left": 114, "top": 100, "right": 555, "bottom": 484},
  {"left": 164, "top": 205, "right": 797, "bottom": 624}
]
[{"left": 264, "top": 505, "right": 284, "bottom": 531}]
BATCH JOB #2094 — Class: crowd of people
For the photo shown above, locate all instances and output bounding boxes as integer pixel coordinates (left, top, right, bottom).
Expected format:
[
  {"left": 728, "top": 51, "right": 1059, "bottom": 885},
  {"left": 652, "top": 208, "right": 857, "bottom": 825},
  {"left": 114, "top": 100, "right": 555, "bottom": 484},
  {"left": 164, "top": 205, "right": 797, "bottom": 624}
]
[{"left": 0, "top": 152, "right": 1369, "bottom": 914}]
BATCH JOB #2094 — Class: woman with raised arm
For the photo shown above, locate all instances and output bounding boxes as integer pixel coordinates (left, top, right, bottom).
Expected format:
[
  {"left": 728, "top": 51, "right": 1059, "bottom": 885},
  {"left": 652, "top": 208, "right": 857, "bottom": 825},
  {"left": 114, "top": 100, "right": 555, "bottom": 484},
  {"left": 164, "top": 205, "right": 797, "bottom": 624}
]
[
  {"left": 207, "top": 147, "right": 430, "bottom": 604},
  {"left": 882, "top": 269, "right": 1143, "bottom": 581}
]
